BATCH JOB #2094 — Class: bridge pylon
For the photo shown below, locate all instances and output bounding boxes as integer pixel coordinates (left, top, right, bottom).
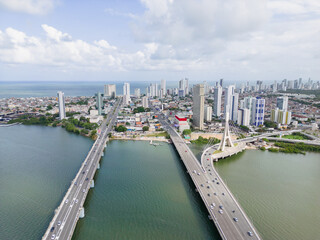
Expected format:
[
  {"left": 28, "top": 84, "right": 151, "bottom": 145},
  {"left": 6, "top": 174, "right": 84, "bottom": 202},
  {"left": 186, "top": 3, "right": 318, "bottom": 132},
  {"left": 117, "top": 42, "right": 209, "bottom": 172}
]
[{"left": 218, "top": 111, "right": 234, "bottom": 152}]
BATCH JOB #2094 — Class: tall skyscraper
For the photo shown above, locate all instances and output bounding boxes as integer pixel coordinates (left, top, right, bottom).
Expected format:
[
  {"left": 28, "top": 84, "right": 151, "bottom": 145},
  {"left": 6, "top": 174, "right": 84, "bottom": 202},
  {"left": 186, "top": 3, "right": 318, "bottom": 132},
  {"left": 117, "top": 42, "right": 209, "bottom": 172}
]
[
  {"left": 142, "top": 96, "right": 148, "bottom": 108},
  {"left": 161, "top": 79, "right": 166, "bottom": 96},
  {"left": 231, "top": 93, "right": 239, "bottom": 122},
  {"left": 123, "top": 82, "right": 131, "bottom": 105},
  {"left": 123, "top": 82, "right": 130, "bottom": 96},
  {"left": 271, "top": 108, "right": 292, "bottom": 125},
  {"left": 276, "top": 96, "right": 288, "bottom": 111},
  {"left": 252, "top": 97, "right": 265, "bottom": 126},
  {"left": 179, "top": 79, "right": 185, "bottom": 97},
  {"left": 95, "top": 92, "right": 103, "bottom": 115},
  {"left": 104, "top": 84, "right": 116, "bottom": 98},
  {"left": 193, "top": 84, "right": 205, "bottom": 130},
  {"left": 237, "top": 108, "right": 250, "bottom": 126},
  {"left": 224, "top": 85, "right": 235, "bottom": 117},
  {"left": 134, "top": 88, "right": 140, "bottom": 98},
  {"left": 57, "top": 91, "right": 66, "bottom": 120},
  {"left": 185, "top": 78, "right": 189, "bottom": 95},
  {"left": 219, "top": 78, "right": 223, "bottom": 87},
  {"left": 204, "top": 105, "right": 212, "bottom": 122},
  {"left": 214, "top": 86, "right": 222, "bottom": 117}
]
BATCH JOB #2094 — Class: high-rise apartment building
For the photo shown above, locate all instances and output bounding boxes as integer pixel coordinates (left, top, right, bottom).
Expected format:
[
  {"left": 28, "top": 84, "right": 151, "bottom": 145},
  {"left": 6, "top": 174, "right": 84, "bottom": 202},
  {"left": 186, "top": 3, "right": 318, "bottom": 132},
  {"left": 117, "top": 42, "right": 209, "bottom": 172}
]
[
  {"left": 237, "top": 108, "right": 250, "bottom": 126},
  {"left": 213, "top": 86, "right": 222, "bottom": 117},
  {"left": 251, "top": 97, "right": 265, "bottom": 126},
  {"left": 95, "top": 92, "right": 103, "bottom": 115},
  {"left": 271, "top": 108, "right": 292, "bottom": 125},
  {"left": 123, "top": 82, "right": 131, "bottom": 105},
  {"left": 193, "top": 84, "right": 205, "bottom": 130},
  {"left": 57, "top": 91, "right": 66, "bottom": 120},
  {"left": 142, "top": 96, "right": 148, "bottom": 108},
  {"left": 161, "top": 79, "right": 166, "bottom": 96},
  {"left": 104, "top": 84, "right": 116, "bottom": 98},
  {"left": 219, "top": 78, "right": 223, "bottom": 87},
  {"left": 231, "top": 93, "right": 239, "bottom": 122},
  {"left": 204, "top": 105, "right": 212, "bottom": 122},
  {"left": 178, "top": 78, "right": 189, "bottom": 96},
  {"left": 185, "top": 78, "right": 189, "bottom": 95},
  {"left": 224, "top": 85, "right": 235, "bottom": 118},
  {"left": 276, "top": 96, "right": 288, "bottom": 111},
  {"left": 134, "top": 88, "right": 140, "bottom": 98}
]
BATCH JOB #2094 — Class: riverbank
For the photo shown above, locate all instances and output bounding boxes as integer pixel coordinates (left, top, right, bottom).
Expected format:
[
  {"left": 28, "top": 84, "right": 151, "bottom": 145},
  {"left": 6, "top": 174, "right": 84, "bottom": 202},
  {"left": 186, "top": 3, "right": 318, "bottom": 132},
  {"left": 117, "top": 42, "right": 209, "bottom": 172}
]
[
  {"left": 259, "top": 139, "right": 320, "bottom": 154},
  {"left": 112, "top": 135, "right": 170, "bottom": 143},
  {"left": 0, "top": 122, "right": 21, "bottom": 127},
  {"left": 7, "top": 114, "right": 99, "bottom": 140}
]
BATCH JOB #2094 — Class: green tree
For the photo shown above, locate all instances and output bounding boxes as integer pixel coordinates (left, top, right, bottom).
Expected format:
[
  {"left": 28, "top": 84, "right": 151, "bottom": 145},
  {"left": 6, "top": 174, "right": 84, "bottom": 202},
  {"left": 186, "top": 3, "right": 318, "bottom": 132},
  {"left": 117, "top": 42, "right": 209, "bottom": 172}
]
[
  {"left": 133, "top": 106, "right": 145, "bottom": 113},
  {"left": 115, "top": 125, "right": 127, "bottom": 132},
  {"left": 81, "top": 129, "right": 89, "bottom": 135},
  {"left": 142, "top": 126, "right": 149, "bottom": 132},
  {"left": 183, "top": 129, "right": 192, "bottom": 135}
]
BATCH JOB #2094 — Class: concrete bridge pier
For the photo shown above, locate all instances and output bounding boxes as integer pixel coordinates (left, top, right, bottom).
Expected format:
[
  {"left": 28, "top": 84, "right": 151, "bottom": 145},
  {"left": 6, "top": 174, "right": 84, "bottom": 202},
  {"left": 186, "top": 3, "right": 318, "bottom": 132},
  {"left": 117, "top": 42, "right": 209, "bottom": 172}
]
[
  {"left": 90, "top": 179, "right": 94, "bottom": 188},
  {"left": 79, "top": 208, "right": 85, "bottom": 218},
  {"left": 97, "top": 163, "right": 100, "bottom": 169}
]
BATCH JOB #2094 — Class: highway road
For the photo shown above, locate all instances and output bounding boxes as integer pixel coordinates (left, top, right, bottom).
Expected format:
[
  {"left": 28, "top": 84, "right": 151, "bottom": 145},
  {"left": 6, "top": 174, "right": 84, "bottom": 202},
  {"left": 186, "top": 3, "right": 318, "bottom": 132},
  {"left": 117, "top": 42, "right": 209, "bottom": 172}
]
[
  {"left": 157, "top": 112, "right": 262, "bottom": 240},
  {"left": 42, "top": 100, "right": 121, "bottom": 240}
]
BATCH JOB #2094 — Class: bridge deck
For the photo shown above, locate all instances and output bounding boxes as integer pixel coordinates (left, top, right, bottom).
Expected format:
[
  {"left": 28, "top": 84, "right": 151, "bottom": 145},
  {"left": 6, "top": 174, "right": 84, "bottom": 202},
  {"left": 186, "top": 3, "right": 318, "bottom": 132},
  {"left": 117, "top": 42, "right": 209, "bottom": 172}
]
[
  {"left": 159, "top": 115, "right": 262, "bottom": 240},
  {"left": 42, "top": 100, "right": 121, "bottom": 240}
]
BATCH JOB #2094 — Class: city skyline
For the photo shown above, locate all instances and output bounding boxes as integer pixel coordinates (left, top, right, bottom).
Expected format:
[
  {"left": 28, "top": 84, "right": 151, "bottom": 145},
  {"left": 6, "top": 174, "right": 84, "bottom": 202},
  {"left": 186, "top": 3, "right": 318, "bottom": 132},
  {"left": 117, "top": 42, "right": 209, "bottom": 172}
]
[{"left": 0, "top": 0, "right": 319, "bottom": 82}]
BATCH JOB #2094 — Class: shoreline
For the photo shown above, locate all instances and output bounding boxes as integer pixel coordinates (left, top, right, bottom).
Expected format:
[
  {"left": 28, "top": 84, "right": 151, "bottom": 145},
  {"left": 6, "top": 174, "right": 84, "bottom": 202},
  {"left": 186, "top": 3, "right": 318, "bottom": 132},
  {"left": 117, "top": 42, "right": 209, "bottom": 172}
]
[{"left": 111, "top": 136, "right": 170, "bottom": 143}]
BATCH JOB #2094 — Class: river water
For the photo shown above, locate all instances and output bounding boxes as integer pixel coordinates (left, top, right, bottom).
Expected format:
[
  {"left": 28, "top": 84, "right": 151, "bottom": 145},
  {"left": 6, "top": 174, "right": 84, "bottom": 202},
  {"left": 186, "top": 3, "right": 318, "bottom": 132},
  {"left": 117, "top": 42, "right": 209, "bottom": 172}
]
[{"left": 1, "top": 125, "right": 319, "bottom": 240}]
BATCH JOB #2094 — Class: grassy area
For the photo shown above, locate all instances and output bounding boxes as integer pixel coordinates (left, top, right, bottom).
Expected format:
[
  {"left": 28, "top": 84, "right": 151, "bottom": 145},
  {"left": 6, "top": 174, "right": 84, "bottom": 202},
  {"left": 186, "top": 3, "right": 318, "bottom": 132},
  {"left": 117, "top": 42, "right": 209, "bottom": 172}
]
[
  {"left": 146, "top": 132, "right": 168, "bottom": 137},
  {"left": 282, "top": 132, "right": 311, "bottom": 140},
  {"left": 268, "top": 142, "right": 320, "bottom": 154},
  {"left": 213, "top": 150, "right": 222, "bottom": 154},
  {"left": 190, "top": 136, "right": 220, "bottom": 145}
]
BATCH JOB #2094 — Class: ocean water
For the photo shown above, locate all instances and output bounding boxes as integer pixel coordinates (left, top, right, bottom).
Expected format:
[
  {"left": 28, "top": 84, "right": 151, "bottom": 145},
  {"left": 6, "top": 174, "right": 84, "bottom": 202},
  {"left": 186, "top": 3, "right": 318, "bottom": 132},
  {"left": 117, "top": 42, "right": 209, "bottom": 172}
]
[{"left": 0, "top": 81, "right": 197, "bottom": 98}]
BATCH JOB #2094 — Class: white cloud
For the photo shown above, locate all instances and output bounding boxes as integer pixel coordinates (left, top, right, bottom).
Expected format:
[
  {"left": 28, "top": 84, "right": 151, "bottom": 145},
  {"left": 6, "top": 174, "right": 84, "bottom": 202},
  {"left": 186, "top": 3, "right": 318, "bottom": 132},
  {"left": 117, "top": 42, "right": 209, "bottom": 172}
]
[
  {"left": 1, "top": 1, "right": 320, "bottom": 80},
  {"left": 0, "top": 25, "right": 162, "bottom": 71},
  {"left": 0, "top": 0, "right": 56, "bottom": 15}
]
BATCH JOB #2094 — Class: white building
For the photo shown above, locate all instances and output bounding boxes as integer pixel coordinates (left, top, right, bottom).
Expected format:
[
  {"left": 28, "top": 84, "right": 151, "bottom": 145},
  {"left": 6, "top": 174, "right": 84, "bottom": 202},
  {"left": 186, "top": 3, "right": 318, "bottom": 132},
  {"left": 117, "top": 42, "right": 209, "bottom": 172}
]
[
  {"left": 134, "top": 88, "right": 141, "bottom": 98},
  {"left": 57, "top": 91, "right": 66, "bottom": 120},
  {"left": 276, "top": 96, "right": 288, "bottom": 111},
  {"left": 204, "top": 105, "right": 212, "bottom": 122},
  {"left": 237, "top": 108, "right": 250, "bottom": 126},
  {"left": 174, "top": 115, "right": 190, "bottom": 132},
  {"left": 224, "top": 85, "right": 235, "bottom": 117},
  {"left": 271, "top": 108, "right": 292, "bottom": 125},
  {"left": 193, "top": 84, "right": 205, "bottom": 130},
  {"left": 123, "top": 83, "right": 131, "bottom": 104},
  {"left": 213, "top": 86, "right": 222, "bottom": 117},
  {"left": 104, "top": 84, "right": 116, "bottom": 98},
  {"left": 142, "top": 96, "right": 149, "bottom": 108},
  {"left": 161, "top": 79, "right": 166, "bottom": 96},
  {"left": 231, "top": 93, "right": 239, "bottom": 122}
]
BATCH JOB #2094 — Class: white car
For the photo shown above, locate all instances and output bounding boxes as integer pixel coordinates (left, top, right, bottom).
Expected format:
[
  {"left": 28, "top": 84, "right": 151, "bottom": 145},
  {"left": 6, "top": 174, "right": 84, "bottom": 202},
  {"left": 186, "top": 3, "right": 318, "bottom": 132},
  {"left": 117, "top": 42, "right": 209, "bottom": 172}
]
[
  {"left": 51, "top": 234, "right": 55, "bottom": 239},
  {"left": 83, "top": 189, "right": 85, "bottom": 193},
  {"left": 65, "top": 199, "right": 68, "bottom": 204}
]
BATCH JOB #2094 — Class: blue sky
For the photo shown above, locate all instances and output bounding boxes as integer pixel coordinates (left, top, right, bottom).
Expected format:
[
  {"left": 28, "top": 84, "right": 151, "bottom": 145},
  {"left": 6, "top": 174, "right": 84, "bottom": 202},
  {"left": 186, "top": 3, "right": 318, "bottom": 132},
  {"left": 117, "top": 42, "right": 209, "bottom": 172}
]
[{"left": 0, "top": 0, "right": 319, "bottom": 82}]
